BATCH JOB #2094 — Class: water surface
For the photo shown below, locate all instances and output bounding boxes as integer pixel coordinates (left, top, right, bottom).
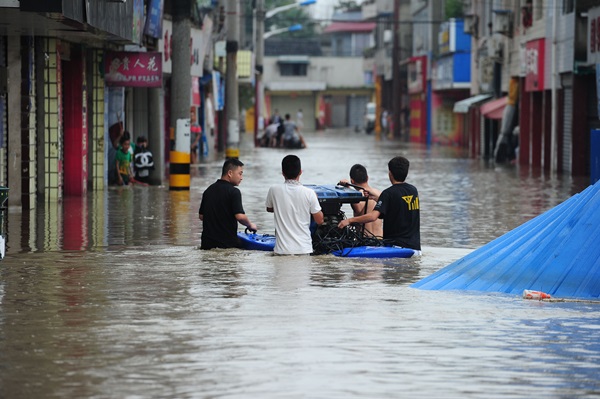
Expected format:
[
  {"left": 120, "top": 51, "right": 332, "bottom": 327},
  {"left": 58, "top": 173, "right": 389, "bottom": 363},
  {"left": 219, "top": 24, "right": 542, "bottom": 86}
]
[{"left": 1, "top": 129, "right": 597, "bottom": 398}]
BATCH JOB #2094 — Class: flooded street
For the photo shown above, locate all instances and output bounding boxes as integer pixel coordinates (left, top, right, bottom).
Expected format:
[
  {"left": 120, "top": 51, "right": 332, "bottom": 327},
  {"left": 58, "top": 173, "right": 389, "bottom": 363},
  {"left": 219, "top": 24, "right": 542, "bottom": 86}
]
[{"left": 1, "top": 129, "right": 598, "bottom": 398}]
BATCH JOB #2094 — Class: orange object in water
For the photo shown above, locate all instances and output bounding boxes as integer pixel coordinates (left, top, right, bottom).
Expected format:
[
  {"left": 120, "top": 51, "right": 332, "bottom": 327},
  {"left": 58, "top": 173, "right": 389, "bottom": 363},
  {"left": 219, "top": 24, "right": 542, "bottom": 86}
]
[{"left": 522, "top": 290, "right": 552, "bottom": 300}]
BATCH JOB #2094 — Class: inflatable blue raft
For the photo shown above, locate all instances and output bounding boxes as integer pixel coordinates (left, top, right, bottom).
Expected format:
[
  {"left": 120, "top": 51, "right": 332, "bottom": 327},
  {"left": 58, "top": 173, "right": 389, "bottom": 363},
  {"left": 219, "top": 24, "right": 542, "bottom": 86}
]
[
  {"left": 330, "top": 246, "right": 415, "bottom": 258},
  {"left": 238, "top": 184, "right": 417, "bottom": 258},
  {"left": 237, "top": 232, "right": 415, "bottom": 258},
  {"left": 238, "top": 232, "right": 276, "bottom": 251}
]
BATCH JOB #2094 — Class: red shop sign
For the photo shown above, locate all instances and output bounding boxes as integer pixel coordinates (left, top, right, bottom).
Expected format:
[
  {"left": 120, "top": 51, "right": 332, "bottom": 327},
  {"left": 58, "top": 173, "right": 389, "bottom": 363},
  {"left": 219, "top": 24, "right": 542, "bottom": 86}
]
[
  {"left": 105, "top": 51, "right": 163, "bottom": 88},
  {"left": 525, "top": 39, "right": 545, "bottom": 92}
]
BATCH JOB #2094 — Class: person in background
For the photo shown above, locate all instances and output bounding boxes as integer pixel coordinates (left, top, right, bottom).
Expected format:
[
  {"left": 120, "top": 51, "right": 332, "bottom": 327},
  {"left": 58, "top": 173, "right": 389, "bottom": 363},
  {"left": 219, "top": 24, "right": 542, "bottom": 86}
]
[
  {"left": 190, "top": 124, "right": 202, "bottom": 164},
  {"left": 205, "top": 92, "right": 216, "bottom": 138},
  {"left": 261, "top": 122, "right": 279, "bottom": 148},
  {"left": 266, "top": 155, "right": 324, "bottom": 255},
  {"left": 199, "top": 158, "right": 258, "bottom": 250},
  {"left": 381, "top": 109, "right": 389, "bottom": 136},
  {"left": 271, "top": 109, "right": 285, "bottom": 147},
  {"left": 338, "top": 156, "right": 420, "bottom": 251},
  {"left": 134, "top": 136, "right": 154, "bottom": 185},
  {"left": 116, "top": 135, "right": 134, "bottom": 186},
  {"left": 338, "top": 164, "right": 382, "bottom": 237},
  {"left": 296, "top": 108, "right": 304, "bottom": 131},
  {"left": 282, "top": 113, "right": 306, "bottom": 149}
]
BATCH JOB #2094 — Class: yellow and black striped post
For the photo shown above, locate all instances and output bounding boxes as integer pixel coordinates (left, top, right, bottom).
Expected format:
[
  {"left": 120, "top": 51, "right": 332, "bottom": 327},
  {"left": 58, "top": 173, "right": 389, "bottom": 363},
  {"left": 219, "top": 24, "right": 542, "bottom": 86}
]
[
  {"left": 169, "top": 150, "right": 190, "bottom": 190},
  {"left": 225, "top": 148, "right": 239, "bottom": 159},
  {"left": 169, "top": 119, "right": 191, "bottom": 190}
]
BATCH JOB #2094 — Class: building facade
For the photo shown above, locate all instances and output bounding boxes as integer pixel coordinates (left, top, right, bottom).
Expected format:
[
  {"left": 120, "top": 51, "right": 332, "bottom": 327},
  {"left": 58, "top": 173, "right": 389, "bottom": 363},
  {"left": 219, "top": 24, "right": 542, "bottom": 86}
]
[
  {"left": 0, "top": 0, "right": 217, "bottom": 210},
  {"left": 362, "top": 0, "right": 600, "bottom": 179}
]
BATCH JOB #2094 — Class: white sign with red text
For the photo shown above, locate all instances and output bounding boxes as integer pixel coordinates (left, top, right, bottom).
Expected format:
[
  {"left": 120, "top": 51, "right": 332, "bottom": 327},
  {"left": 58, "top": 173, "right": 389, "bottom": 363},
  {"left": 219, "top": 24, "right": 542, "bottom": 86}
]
[
  {"left": 588, "top": 7, "right": 600, "bottom": 64},
  {"left": 158, "top": 19, "right": 206, "bottom": 77}
]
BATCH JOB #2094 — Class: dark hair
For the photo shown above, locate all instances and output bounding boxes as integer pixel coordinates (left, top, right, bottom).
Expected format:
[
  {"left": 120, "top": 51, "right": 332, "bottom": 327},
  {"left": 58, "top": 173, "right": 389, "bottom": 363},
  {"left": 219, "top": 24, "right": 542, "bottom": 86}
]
[
  {"left": 285, "top": 113, "right": 291, "bottom": 120},
  {"left": 349, "top": 164, "right": 368, "bottom": 184},
  {"left": 136, "top": 136, "right": 147, "bottom": 144},
  {"left": 122, "top": 131, "right": 131, "bottom": 141},
  {"left": 222, "top": 158, "right": 244, "bottom": 176},
  {"left": 282, "top": 155, "right": 301, "bottom": 179},
  {"left": 388, "top": 156, "right": 409, "bottom": 182},
  {"left": 119, "top": 134, "right": 130, "bottom": 145}
]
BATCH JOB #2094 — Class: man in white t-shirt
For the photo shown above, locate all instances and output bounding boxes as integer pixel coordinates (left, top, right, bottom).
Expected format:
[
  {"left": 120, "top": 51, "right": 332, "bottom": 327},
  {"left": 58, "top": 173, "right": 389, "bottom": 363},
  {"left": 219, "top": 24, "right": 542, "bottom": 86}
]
[{"left": 266, "top": 155, "right": 324, "bottom": 255}]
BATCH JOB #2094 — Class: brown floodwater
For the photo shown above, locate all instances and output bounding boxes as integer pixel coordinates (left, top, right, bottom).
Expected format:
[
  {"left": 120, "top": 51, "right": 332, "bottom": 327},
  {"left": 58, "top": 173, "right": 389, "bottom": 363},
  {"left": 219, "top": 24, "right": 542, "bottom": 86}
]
[{"left": 1, "top": 129, "right": 597, "bottom": 398}]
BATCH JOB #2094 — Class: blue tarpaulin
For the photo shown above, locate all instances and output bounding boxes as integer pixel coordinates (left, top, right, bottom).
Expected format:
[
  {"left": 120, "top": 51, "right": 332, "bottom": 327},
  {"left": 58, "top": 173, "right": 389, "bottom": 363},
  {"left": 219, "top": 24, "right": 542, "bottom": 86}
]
[{"left": 412, "top": 181, "right": 600, "bottom": 299}]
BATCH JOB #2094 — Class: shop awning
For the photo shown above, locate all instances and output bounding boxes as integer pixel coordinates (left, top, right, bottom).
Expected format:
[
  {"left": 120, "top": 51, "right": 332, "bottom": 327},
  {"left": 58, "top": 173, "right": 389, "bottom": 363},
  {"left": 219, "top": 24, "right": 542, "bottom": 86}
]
[
  {"left": 453, "top": 94, "right": 493, "bottom": 113},
  {"left": 481, "top": 96, "right": 508, "bottom": 120}
]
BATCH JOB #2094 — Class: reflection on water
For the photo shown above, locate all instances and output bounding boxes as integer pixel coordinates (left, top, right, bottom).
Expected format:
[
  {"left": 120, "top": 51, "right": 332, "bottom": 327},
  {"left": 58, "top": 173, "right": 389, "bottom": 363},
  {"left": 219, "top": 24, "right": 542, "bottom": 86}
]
[{"left": 0, "top": 130, "right": 596, "bottom": 398}]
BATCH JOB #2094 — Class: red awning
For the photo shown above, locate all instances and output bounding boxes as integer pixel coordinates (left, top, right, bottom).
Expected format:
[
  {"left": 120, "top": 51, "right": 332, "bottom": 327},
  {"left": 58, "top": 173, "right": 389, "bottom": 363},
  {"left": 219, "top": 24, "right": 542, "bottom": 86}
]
[{"left": 481, "top": 96, "right": 507, "bottom": 120}]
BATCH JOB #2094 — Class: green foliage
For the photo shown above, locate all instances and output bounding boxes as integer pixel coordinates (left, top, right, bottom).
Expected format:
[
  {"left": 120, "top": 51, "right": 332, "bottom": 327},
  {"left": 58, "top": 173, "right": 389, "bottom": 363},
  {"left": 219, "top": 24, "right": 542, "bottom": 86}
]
[
  {"left": 445, "top": 0, "right": 465, "bottom": 19},
  {"left": 239, "top": 84, "right": 254, "bottom": 111}
]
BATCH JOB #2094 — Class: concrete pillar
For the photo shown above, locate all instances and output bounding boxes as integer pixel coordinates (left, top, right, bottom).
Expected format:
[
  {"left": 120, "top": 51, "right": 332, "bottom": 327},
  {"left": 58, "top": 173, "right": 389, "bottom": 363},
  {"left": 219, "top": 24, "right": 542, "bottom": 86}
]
[
  {"left": 7, "top": 36, "right": 21, "bottom": 207},
  {"left": 225, "top": 0, "right": 240, "bottom": 158},
  {"left": 35, "top": 38, "right": 46, "bottom": 197},
  {"left": 519, "top": 81, "right": 531, "bottom": 166},
  {"left": 63, "top": 49, "right": 88, "bottom": 197},
  {"left": 89, "top": 49, "right": 105, "bottom": 191},
  {"left": 149, "top": 87, "right": 164, "bottom": 185},
  {"left": 42, "top": 38, "right": 63, "bottom": 201},
  {"left": 21, "top": 37, "right": 37, "bottom": 209},
  {"left": 170, "top": 2, "right": 191, "bottom": 188},
  {"left": 171, "top": 9, "right": 192, "bottom": 130}
]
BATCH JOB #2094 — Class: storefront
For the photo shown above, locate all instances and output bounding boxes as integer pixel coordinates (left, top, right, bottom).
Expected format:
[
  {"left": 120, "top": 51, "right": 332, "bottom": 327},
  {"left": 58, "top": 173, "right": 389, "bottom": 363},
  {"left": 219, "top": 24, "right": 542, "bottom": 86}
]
[
  {"left": 104, "top": 50, "right": 163, "bottom": 184},
  {"left": 453, "top": 94, "right": 491, "bottom": 157},
  {"left": 519, "top": 38, "right": 546, "bottom": 168},
  {"left": 407, "top": 55, "right": 428, "bottom": 144},
  {"left": 431, "top": 18, "right": 471, "bottom": 146}
]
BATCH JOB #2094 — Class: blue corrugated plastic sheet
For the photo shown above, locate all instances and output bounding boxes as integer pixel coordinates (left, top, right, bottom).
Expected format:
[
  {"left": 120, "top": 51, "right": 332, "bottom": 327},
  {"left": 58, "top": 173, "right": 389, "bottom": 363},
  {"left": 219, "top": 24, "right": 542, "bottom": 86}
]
[{"left": 411, "top": 180, "right": 600, "bottom": 299}]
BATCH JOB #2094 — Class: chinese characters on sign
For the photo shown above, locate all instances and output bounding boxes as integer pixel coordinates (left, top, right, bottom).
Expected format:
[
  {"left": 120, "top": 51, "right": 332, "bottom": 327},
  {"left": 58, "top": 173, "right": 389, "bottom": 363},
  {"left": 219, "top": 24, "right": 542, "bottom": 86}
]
[
  {"left": 525, "top": 39, "right": 544, "bottom": 92},
  {"left": 588, "top": 7, "right": 600, "bottom": 63},
  {"left": 104, "top": 52, "right": 163, "bottom": 88}
]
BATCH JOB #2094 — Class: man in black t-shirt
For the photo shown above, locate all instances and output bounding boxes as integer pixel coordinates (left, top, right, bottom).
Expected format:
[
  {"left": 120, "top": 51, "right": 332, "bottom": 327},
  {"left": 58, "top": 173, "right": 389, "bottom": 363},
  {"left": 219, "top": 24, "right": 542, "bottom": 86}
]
[
  {"left": 337, "top": 156, "right": 420, "bottom": 250},
  {"left": 199, "top": 159, "right": 258, "bottom": 249}
]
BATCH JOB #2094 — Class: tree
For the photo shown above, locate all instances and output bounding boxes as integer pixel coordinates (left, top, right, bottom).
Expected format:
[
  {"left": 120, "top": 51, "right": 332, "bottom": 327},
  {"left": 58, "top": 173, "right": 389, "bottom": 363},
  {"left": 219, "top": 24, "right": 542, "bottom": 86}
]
[{"left": 445, "top": 0, "right": 465, "bottom": 19}]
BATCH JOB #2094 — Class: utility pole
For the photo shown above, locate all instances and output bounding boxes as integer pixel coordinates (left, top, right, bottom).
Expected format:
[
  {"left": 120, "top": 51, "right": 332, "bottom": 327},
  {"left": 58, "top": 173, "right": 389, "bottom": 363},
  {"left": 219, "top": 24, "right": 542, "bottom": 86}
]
[
  {"left": 550, "top": 0, "right": 558, "bottom": 173},
  {"left": 171, "top": 0, "right": 192, "bottom": 133},
  {"left": 225, "top": 0, "right": 240, "bottom": 159},
  {"left": 392, "top": 0, "right": 401, "bottom": 140},
  {"left": 254, "top": 0, "right": 265, "bottom": 147},
  {"left": 170, "top": 0, "right": 192, "bottom": 190}
]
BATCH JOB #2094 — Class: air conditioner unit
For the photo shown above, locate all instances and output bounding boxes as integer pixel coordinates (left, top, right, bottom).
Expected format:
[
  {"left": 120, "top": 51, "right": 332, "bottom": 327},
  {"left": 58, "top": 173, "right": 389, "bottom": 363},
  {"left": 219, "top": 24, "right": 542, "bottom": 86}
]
[
  {"left": 493, "top": 9, "right": 513, "bottom": 37},
  {"left": 463, "top": 14, "right": 478, "bottom": 37},
  {"left": 383, "top": 29, "right": 392, "bottom": 44}
]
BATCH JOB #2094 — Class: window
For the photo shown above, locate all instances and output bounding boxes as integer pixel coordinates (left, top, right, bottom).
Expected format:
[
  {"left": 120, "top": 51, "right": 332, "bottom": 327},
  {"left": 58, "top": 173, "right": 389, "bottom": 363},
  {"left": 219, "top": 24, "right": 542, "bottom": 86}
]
[
  {"left": 533, "top": 0, "right": 542, "bottom": 21},
  {"left": 521, "top": 1, "right": 532, "bottom": 28},
  {"left": 562, "top": 0, "right": 574, "bottom": 14},
  {"left": 279, "top": 63, "right": 307, "bottom": 76}
]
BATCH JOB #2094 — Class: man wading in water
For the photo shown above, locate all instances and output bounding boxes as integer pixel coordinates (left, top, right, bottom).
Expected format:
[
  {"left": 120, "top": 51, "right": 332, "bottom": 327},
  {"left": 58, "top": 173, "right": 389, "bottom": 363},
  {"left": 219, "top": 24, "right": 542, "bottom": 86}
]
[
  {"left": 199, "top": 159, "right": 258, "bottom": 249},
  {"left": 338, "top": 156, "right": 420, "bottom": 251}
]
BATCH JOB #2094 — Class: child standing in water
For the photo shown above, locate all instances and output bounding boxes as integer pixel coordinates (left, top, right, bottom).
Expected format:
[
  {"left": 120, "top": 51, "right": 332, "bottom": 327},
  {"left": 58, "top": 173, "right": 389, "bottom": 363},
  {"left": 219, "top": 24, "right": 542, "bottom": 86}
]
[
  {"left": 134, "top": 136, "right": 154, "bottom": 184},
  {"left": 116, "top": 136, "right": 133, "bottom": 186}
]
